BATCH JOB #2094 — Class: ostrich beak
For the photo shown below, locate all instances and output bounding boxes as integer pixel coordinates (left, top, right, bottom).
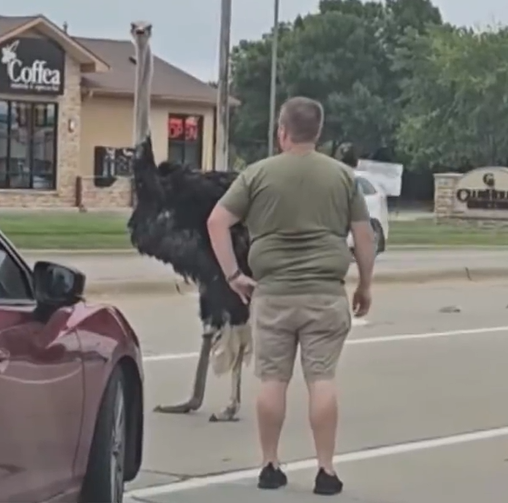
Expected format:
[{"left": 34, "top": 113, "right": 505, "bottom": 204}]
[{"left": 130, "top": 21, "right": 153, "bottom": 37}]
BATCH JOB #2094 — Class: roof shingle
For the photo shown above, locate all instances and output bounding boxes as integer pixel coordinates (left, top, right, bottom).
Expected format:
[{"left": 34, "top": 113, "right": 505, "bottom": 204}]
[
  {"left": 0, "top": 15, "right": 231, "bottom": 105},
  {"left": 77, "top": 37, "right": 220, "bottom": 105},
  {"left": 0, "top": 15, "right": 35, "bottom": 36}
]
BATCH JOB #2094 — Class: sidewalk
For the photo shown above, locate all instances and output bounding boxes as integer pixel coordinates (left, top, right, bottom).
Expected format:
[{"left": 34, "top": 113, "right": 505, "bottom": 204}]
[{"left": 22, "top": 248, "right": 508, "bottom": 296}]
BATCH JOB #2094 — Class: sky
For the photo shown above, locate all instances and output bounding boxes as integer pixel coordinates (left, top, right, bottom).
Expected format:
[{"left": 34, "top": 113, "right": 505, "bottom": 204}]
[{"left": 3, "top": 0, "right": 508, "bottom": 81}]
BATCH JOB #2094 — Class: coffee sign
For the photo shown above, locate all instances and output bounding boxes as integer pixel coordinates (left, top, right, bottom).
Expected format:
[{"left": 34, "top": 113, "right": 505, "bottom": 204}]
[
  {"left": 0, "top": 37, "right": 65, "bottom": 95},
  {"left": 454, "top": 167, "right": 508, "bottom": 214}
]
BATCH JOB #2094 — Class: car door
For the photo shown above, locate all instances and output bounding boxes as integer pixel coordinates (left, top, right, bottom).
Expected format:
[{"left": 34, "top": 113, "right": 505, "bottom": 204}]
[{"left": 0, "top": 241, "right": 84, "bottom": 502}]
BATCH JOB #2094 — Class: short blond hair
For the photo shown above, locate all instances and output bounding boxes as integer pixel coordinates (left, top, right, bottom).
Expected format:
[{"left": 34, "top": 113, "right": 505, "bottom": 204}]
[{"left": 278, "top": 96, "right": 324, "bottom": 143}]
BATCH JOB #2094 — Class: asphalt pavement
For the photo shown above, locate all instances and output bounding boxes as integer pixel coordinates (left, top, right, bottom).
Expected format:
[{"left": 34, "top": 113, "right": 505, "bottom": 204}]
[
  {"left": 82, "top": 279, "right": 508, "bottom": 503},
  {"left": 22, "top": 248, "right": 508, "bottom": 295}
]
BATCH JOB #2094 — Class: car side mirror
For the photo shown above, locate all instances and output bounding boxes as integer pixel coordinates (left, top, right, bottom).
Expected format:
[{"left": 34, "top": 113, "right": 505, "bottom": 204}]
[{"left": 33, "top": 261, "right": 85, "bottom": 307}]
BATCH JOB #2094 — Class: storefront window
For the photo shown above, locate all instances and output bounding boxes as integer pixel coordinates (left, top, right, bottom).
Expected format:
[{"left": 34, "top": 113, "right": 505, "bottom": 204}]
[
  {"left": 0, "top": 100, "right": 57, "bottom": 190},
  {"left": 168, "top": 114, "right": 203, "bottom": 167}
]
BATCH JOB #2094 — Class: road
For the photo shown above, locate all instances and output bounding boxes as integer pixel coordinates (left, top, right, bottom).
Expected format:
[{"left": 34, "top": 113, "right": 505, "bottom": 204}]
[
  {"left": 86, "top": 280, "right": 508, "bottom": 503},
  {"left": 22, "top": 248, "right": 508, "bottom": 287}
]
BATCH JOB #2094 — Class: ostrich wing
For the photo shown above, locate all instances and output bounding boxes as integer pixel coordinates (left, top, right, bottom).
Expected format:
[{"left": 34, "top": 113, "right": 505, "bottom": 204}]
[
  {"left": 133, "top": 209, "right": 224, "bottom": 285},
  {"left": 129, "top": 147, "right": 250, "bottom": 286}
]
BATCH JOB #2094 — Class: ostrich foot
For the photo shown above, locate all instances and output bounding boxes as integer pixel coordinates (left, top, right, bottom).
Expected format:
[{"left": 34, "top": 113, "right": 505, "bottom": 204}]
[
  {"left": 154, "top": 397, "right": 201, "bottom": 414},
  {"left": 209, "top": 404, "right": 240, "bottom": 422},
  {"left": 154, "top": 330, "right": 213, "bottom": 415}
]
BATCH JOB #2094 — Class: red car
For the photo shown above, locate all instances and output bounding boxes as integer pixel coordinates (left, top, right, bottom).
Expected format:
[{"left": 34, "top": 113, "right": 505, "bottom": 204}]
[{"left": 0, "top": 231, "right": 143, "bottom": 503}]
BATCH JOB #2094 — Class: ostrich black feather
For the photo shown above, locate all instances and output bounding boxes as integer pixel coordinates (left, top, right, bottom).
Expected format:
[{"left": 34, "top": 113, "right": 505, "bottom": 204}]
[{"left": 127, "top": 136, "right": 251, "bottom": 330}]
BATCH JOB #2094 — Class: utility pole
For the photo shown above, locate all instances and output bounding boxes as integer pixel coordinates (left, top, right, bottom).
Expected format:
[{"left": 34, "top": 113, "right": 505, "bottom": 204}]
[
  {"left": 267, "top": 0, "right": 280, "bottom": 157},
  {"left": 214, "top": 0, "right": 232, "bottom": 171}
]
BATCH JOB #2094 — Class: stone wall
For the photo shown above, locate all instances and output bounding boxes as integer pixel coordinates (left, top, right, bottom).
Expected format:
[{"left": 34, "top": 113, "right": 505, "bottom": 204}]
[{"left": 433, "top": 173, "right": 461, "bottom": 220}]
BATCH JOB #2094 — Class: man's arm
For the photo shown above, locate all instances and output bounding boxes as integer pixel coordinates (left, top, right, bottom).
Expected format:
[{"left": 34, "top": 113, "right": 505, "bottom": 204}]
[
  {"left": 351, "top": 221, "right": 375, "bottom": 288},
  {"left": 208, "top": 204, "right": 241, "bottom": 279},
  {"left": 349, "top": 179, "right": 376, "bottom": 289},
  {"left": 207, "top": 173, "right": 249, "bottom": 279}
]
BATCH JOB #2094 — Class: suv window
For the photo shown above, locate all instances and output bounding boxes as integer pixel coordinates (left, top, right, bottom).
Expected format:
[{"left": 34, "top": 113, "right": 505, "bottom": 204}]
[
  {"left": 356, "top": 176, "right": 377, "bottom": 196},
  {"left": 0, "top": 250, "right": 32, "bottom": 301}
]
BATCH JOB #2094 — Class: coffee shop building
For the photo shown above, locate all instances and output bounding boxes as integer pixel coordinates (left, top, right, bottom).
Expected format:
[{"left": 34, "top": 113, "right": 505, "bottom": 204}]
[{"left": 0, "top": 15, "right": 225, "bottom": 209}]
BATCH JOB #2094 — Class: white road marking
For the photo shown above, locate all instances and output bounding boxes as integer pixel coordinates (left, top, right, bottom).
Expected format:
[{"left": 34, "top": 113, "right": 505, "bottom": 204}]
[
  {"left": 143, "top": 351, "right": 199, "bottom": 362},
  {"left": 141, "top": 325, "right": 508, "bottom": 363},
  {"left": 126, "top": 425, "right": 508, "bottom": 498}
]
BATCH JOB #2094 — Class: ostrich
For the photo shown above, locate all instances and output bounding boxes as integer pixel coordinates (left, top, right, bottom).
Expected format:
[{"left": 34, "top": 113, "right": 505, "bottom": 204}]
[{"left": 127, "top": 21, "right": 252, "bottom": 422}]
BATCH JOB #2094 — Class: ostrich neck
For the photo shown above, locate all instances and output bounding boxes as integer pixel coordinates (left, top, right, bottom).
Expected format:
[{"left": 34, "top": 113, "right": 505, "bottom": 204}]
[{"left": 133, "top": 42, "right": 153, "bottom": 145}]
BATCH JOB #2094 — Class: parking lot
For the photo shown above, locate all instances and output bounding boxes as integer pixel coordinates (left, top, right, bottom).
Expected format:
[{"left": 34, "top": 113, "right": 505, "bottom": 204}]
[{"left": 90, "top": 280, "right": 508, "bottom": 503}]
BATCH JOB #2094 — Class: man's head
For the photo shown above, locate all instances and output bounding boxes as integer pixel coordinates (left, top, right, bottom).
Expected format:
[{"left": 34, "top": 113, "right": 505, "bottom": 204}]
[
  {"left": 337, "top": 142, "right": 358, "bottom": 168},
  {"left": 277, "top": 97, "right": 324, "bottom": 152}
]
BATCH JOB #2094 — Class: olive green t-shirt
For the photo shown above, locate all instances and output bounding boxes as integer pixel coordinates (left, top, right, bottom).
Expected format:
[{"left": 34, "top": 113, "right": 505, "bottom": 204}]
[{"left": 218, "top": 150, "right": 370, "bottom": 295}]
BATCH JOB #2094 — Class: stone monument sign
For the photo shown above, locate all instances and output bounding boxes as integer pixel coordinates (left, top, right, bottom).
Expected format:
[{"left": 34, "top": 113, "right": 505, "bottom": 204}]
[{"left": 434, "top": 167, "right": 508, "bottom": 224}]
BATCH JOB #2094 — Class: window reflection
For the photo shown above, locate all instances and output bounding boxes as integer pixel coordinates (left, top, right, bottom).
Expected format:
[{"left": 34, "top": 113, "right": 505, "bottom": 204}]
[
  {"left": 9, "top": 102, "right": 31, "bottom": 188},
  {"left": 0, "top": 100, "right": 57, "bottom": 190},
  {"left": 167, "top": 114, "right": 203, "bottom": 167},
  {"left": 0, "top": 101, "right": 7, "bottom": 188}
]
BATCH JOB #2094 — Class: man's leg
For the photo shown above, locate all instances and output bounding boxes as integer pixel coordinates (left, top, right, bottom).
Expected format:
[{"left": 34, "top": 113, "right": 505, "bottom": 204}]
[
  {"left": 256, "top": 380, "right": 288, "bottom": 466},
  {"left": 252, "top": 295, "right": 297, "bottom": 488},
  {"left": 298, "top": 294, "right": 351, "bottom": 494}
]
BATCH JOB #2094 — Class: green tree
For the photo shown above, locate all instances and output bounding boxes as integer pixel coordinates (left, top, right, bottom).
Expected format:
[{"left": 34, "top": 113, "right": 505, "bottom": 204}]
[
  {"left": 396, "top": 25, "right": 508, "bottom": 170},
  {"left": 279, "top": 7, "right": 392, "bottom": 157},
  {"left": 229, "top": 0, "right": 443, "bottom": 164},
  {"left": 229, "top": 24, "right": 293, "bottom": 164}
]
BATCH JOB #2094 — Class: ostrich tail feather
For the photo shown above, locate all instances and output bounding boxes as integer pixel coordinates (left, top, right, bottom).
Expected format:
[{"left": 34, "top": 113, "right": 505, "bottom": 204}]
[{"left": 211, "top": 323, "right": 252, "bottom": 377}]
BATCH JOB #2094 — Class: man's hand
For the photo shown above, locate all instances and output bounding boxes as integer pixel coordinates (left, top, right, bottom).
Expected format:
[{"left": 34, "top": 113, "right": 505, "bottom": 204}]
[
  {"left": 229, "top": 273, "right": 257, "bottom": 304},
  {"left": 350, "top": 220, "right": 375, "bottom": 318},
  {"left": 352, "top": 284, "right": 372, "bottom": 317}
]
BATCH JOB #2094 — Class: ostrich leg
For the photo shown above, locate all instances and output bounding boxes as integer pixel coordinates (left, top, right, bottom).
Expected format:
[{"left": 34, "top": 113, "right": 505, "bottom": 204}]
[
  {"left": 209, "top": 343, "right": 245, "bottom": 422},
  {"left": 154, "top": 331, "right": 212, "bottom": 414}
]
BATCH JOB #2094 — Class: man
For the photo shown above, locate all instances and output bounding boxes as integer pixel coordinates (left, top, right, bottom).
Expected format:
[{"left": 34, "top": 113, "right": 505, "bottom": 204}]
[
  {"left": 337, "top": 142, "right": 359, "bottom": 168},
  {"left": 207, "top": 97, "right": 375, "bottom": 495}
]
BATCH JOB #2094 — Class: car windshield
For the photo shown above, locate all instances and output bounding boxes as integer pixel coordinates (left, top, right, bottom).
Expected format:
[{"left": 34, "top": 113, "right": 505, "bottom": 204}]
[{"left": 356, "top": 175, "right": 377, "bottom": 196}]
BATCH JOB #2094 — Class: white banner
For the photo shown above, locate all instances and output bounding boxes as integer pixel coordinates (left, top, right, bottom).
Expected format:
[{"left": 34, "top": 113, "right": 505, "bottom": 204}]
[{"left": 357, "top": 159, "right": 404, "bottom": 197}]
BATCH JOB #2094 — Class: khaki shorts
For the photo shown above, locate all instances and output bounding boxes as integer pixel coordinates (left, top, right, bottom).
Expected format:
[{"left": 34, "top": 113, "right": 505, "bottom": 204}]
[{"left": 252, "top": 294, "right": 351, "bottom": 382}]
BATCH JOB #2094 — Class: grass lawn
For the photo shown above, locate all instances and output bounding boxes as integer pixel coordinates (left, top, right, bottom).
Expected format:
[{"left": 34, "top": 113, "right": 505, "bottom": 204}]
[
  {"left": 1, "top": 212, "right": 507, "bottom": 250},
  {"left": 389, "top": 220, "right": 508, "bottom": 246},
  {"left": 0, "top": 212, "right": 131, "bottom": 250}
]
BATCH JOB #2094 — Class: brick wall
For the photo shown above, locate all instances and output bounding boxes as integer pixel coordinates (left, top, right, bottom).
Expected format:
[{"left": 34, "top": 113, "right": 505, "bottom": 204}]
[{"left": 78, "top": 176, "right": 132, "bottom": 210}]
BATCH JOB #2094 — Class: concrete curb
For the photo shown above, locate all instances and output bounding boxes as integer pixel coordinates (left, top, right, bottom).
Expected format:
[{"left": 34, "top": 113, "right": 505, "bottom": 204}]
[
  {"left": 84, "top": 267, "right": 508, "bottom": 297},
  {"left": 21, "top": 249, "right": 138, "bottom": 255},
  {"left": 19, "top": 244, "right": 508, "bottom": 258},
  {"left": 386, "top": 245, "right": 508, "bottom": 250},
  {"left": 85, "top": 279, "right": 196, "bottom": 297},
  {"left": 369, "top": 267, "right": 508, "bottom": 285},
  {"left": 20, "top": 245, "right": 508, "bottom": 255}
]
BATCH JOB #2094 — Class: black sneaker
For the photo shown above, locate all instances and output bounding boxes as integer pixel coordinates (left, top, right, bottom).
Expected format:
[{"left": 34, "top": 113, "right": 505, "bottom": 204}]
[
  {"left": 313, "top": 468, "right": 343, "bottom": 495},
  {"left": 257, "top": 462, "right": 288, "bottom": 489}
]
